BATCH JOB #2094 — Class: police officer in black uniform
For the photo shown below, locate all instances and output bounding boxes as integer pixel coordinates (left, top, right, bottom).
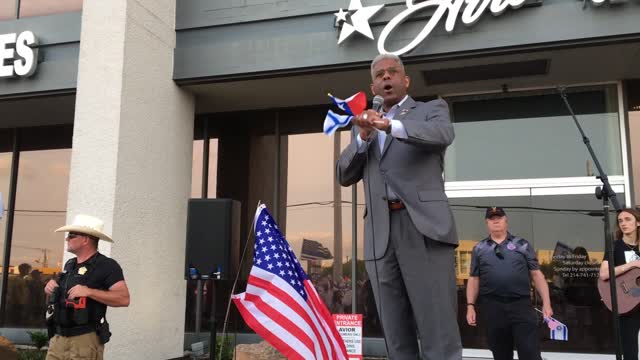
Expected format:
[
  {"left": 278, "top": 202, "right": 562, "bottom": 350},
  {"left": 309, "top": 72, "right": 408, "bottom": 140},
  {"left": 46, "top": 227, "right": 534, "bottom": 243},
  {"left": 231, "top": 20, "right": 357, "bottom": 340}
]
[
  {"left": 44, "top": 215, "right": 130, "bottom": 360},
  {"left": 465, "top": 207, "right": 553, "bottom": 360}
]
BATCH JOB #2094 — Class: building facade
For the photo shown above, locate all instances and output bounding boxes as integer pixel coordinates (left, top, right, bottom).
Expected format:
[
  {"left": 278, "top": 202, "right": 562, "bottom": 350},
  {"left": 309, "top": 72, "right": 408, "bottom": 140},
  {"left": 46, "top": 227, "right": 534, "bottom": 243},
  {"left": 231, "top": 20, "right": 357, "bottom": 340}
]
[{"left": 1, "top": 0, "right": 640, "bottom": 358}]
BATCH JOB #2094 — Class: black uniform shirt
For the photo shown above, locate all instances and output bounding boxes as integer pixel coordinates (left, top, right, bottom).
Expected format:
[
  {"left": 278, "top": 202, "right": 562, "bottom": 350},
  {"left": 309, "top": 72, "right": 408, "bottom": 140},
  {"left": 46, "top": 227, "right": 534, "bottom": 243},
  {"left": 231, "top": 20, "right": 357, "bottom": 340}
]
[
  {"left": 470, "top": 233, "right": 540, "bottom": 299},
  {"left": 59, "top": 252, "right": 124, "bottom": 326}
]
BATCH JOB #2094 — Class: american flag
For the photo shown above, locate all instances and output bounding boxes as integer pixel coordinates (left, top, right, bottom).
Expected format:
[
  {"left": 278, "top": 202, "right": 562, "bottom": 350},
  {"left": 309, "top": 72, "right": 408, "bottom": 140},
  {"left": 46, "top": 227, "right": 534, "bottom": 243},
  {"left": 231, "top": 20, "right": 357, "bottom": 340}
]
[{"left": 232, "top": 204, "right": 349, "bottom": 360}]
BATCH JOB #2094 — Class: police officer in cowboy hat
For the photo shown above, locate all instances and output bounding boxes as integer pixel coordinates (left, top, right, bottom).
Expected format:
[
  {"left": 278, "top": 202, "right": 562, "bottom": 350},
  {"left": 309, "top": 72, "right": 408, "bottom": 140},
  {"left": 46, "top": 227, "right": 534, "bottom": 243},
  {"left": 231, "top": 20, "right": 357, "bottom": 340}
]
[{"left": 44, "top": 215, "right": 130, "bottom": 360}]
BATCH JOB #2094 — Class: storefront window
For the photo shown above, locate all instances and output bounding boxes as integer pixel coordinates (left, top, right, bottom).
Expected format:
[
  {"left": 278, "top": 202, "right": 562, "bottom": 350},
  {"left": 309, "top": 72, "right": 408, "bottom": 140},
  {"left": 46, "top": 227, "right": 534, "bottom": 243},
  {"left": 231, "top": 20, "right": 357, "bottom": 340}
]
[
  {"left": 0, "top": 1, "right": 17, "bottom": 20},
  {"left": 191, "top": 139, "right": 218, "bottom": 198},
  {"left": 445, "top": 85, "right": 622, "bottom": 181},
  {"left": 5, "top": 149, "right": 70, "bottom": 327},
  {"left": 285, "top": 132, "right": 356, "bottom": 314},
  {"left": 627, "top": 79, "right": 640, "bottom": 205},
  {"left": 18, "top": 0, "right": 82, "bottom": 18},
  {"left": 201, "top": 84, "right": 629, "bottom": 356},
  {"left": 451, "top": 192, "right": 621, "bottom": 354}
]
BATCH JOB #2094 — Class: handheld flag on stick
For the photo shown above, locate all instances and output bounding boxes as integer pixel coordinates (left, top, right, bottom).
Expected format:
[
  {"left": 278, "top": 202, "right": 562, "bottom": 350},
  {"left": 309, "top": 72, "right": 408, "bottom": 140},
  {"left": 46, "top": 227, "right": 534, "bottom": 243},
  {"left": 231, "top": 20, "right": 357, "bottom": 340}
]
[
  {"left": 328, "top": 92, "right": 366, "bottom": 116},
  {"left": 323, "top": 110, "right": 353, "bottom": 136},
  {"left": 535, "top": 308, "right": 568, "bottom": 341},
  {"left": 323, "top": 91, "right": 367, "bottom": 135},
  {"left": 546, "top": 317, "right": 568, "bottom": 341},
  {"left": 232, "top": 204, "right": 349, "bottom": 360}
]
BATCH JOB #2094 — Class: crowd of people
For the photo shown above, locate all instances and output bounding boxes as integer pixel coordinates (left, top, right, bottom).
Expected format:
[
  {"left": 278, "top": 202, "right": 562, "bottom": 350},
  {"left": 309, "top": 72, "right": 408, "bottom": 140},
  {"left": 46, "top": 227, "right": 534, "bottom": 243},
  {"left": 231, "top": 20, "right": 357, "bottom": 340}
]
[
  {"left": 6, "top": 262, "right": 49, "bottom": 327},
  {"left": 310, "top": 273, "right": 381, "bottom": 335}
]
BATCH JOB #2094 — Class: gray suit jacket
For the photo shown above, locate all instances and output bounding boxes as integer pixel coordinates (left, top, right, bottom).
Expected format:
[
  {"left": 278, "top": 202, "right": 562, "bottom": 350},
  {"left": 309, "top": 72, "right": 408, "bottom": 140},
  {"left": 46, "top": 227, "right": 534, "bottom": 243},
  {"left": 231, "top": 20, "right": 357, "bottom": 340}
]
[{"left": 336, "top": 97, "right": 458, "bottom": 260}]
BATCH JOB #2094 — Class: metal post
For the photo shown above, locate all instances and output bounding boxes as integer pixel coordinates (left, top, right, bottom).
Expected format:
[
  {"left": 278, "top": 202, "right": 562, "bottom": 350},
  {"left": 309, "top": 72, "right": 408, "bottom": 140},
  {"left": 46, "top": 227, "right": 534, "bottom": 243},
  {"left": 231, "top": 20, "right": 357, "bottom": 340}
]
[
  {"left": 209, "top": 280, "right": 217, "bottom": 360},
  {"left": 600, "top": 187, "right": 623, "bottom": 360},
  {"left": 195, "top": 280, "right": 203, "bottom": 336},
  {"left": 0, "top": 129, "right": 20, "bottom": 326},
  {"left": 202, "top": 118, "right": 210, "bottom": 199},
  {"left": 195, "top": 118, "right": 210, "bottom": 338},
  {"left": 333, "top": 134, "right": 343, "bottom": 283},
  {"left": 273, "top": 113, "right": 280, "bottom": 221},
  {"left": 351, "top": 184, "right": 357, "bottom": 314}
]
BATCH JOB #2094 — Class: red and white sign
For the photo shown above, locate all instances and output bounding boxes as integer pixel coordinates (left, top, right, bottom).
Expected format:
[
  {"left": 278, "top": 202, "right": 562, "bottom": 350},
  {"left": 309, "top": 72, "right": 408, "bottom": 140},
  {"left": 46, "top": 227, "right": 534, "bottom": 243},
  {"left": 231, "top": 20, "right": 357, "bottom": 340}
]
[{"left": 333, "top": 314, "right": 363, "bottom": 360}]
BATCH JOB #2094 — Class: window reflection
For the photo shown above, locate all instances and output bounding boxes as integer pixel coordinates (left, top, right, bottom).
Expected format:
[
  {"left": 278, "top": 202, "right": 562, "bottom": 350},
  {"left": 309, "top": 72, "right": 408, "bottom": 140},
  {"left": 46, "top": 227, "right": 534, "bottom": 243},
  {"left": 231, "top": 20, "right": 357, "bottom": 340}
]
[
  {"left": 191, "top": 139, "right": 218, "bottom": 198},
  {"left": 6, "top": 149, "right": 70, "bottom": 328},
  {"left": 446, "top": 86, "right": 622, "bottom": 181},
  {"left": 532, "top": 194, "right": 618, "bottom": 353},
  {"left": 285, "top": 132, "right": 354, "bottom": 315},
  {"left": 19, "top": 0, "right": 81, "bottom": 18}
]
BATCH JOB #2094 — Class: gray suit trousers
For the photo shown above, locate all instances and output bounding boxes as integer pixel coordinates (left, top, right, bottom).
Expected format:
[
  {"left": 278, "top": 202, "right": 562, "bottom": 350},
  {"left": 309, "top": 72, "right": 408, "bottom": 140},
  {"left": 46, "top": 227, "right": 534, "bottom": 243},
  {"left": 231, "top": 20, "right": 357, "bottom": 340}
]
[{"left": 365, "top": 208, "right": 462, "bottom": 360}]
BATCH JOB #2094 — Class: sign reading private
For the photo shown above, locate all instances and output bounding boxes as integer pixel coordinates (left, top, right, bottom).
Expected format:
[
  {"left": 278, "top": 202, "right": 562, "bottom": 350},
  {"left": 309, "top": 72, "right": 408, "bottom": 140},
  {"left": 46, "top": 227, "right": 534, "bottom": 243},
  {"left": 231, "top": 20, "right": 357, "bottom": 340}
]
[
  {"left": 333, "top": 314, "right": 363, "bottom": 360},
  {"left": 0, "top": 31, "right": 38, "bottom": 78}
]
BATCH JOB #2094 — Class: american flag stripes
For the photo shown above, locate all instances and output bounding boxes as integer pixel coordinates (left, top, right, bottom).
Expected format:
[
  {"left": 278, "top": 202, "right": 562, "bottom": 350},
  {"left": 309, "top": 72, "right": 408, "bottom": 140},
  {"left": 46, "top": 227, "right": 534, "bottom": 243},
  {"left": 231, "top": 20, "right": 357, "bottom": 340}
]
[{"left": 232, "top": 204, "right": 349, "bottom": 359}]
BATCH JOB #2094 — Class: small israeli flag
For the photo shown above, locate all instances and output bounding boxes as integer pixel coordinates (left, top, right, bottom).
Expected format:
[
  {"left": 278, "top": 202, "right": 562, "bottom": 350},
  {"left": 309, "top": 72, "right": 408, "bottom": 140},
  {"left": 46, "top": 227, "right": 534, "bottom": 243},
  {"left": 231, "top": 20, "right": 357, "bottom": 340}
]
[
  {"left": 546, "top": 317, "right": 568, "bottom": 341},
  {"left": 323, "top": 110, "right": 353, "bottom": 136}
]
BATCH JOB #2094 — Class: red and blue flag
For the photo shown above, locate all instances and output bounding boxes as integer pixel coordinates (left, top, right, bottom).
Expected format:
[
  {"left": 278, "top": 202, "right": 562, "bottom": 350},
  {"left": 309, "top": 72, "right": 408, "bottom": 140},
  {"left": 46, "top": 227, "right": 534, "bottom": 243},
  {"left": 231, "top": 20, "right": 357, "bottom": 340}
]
[{"left": 323, "top": 92, "right": 367, "bottom": 136}]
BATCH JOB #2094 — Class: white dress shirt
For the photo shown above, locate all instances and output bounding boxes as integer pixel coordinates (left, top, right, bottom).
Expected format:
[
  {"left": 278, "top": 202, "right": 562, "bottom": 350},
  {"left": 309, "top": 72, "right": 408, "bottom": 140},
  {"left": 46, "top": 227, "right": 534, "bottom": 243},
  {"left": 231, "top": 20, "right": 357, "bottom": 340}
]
[{"left": 355, "top": 95, "right": 410, "bottom": 200}]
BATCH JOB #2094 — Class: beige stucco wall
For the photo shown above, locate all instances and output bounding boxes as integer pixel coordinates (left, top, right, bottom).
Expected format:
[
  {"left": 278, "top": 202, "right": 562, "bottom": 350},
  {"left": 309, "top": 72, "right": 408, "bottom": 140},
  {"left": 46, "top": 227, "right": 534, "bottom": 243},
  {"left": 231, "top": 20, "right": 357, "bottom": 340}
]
[{"left": 65, "top": 0, "right": 195, "bottom": 358}]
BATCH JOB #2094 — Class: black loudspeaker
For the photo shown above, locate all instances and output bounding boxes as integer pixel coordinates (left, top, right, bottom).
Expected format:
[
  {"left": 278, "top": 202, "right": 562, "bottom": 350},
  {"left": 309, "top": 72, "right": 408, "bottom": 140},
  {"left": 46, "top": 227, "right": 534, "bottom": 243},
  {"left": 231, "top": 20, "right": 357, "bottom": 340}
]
[{"left": 185, "top": 198, "right": 241, "bottom": 280}]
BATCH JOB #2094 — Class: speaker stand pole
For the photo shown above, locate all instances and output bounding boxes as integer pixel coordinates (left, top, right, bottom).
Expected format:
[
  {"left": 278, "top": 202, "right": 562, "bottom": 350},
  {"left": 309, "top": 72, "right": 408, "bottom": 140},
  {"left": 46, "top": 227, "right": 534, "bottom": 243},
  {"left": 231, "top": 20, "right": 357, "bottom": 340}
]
[
  {"left": 195, "top": 279, "right": 203, "bottom": 338},
  {"left": 198, "top": 118, "right": 210, "bottom": 343},
  {"left": 559, "top": 88, "right": 622, "bottom": 359},
  {"left": 209, "top": 279, "right": 217, "bottom": 360}
]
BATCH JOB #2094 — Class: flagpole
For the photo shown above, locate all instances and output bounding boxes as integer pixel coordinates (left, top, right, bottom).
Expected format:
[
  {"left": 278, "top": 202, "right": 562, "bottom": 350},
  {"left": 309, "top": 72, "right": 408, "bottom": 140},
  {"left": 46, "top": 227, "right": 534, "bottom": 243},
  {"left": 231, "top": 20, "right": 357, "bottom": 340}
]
[
  {"left": 219, "top": 201, "right": 262, "bottom": 360},
  {"left": 333, "top": 133, "right": 344, "bottom": 286}
]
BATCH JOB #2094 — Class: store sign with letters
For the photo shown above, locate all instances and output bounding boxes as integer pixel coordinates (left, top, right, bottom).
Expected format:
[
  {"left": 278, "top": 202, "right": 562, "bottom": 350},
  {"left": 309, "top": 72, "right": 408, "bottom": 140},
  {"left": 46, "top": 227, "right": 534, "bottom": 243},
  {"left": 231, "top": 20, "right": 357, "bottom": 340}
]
[
  {"left": 0, "top": 31, "right": 38, "bottom": 78},
  {"left": 335, "top": 0, "right": 619, "bottom": 56}
]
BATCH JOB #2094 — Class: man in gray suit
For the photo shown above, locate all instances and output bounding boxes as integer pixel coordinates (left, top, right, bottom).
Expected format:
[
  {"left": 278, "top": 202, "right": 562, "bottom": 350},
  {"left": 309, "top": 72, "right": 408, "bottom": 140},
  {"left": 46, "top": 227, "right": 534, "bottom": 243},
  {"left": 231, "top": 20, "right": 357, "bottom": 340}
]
[{"left": 336, "top": 54, "right": 462, "bottom": 360}]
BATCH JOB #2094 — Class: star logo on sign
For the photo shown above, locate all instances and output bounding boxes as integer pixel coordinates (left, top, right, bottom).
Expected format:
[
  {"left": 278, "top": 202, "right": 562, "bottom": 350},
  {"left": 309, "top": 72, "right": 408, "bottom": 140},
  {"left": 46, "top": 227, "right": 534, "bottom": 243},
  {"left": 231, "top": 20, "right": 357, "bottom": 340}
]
[{"left": 335, "top": 0, "right": 384, "bottom": 44}]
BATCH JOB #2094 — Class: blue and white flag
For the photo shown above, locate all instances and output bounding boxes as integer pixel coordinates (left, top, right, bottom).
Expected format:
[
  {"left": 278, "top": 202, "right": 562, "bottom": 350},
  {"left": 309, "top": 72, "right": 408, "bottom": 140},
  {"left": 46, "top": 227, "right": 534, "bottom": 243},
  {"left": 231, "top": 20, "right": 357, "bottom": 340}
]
[
  {"left": 546, "top": 317, "right": 568, "bottom": 341},
  {"left": 323, "top": 110, "right": 353, "bottom": 136}
]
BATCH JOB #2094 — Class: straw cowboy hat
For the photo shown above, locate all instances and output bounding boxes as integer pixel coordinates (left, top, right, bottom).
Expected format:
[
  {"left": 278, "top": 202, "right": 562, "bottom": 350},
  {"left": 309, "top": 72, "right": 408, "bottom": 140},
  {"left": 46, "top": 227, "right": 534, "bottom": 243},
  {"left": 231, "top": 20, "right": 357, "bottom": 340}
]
[{"left": 55, "top": 214, "right": 113, "bottom": 242}]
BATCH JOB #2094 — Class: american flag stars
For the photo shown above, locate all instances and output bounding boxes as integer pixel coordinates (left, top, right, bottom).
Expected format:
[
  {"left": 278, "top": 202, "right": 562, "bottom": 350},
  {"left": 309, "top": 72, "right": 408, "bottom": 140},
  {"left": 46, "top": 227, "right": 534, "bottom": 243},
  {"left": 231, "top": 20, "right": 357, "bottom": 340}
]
[{"left": 252, "top": 209, "right": 307, "bottom": 299}]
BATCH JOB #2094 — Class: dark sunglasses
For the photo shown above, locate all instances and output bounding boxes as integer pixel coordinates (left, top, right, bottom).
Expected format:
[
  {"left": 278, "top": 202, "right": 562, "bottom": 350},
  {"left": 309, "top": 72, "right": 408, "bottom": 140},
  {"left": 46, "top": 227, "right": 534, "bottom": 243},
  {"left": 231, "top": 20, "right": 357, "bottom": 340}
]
[
  {"left": 494, "top": 245, "right": 504, "bottom": 259},
  {"left": 67, "top": 232, "right": 83, "bottom": 239}
]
